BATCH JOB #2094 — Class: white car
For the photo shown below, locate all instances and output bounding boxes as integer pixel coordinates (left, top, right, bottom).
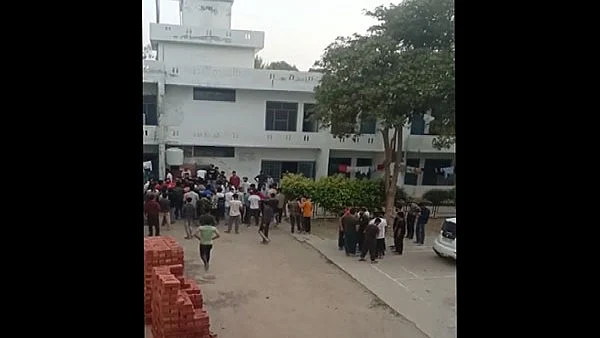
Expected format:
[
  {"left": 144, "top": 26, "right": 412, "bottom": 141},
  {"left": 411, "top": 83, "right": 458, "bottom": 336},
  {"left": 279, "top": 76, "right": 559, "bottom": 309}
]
[{"left": 433, "top": 217, "right": 456, "bottom": 260}]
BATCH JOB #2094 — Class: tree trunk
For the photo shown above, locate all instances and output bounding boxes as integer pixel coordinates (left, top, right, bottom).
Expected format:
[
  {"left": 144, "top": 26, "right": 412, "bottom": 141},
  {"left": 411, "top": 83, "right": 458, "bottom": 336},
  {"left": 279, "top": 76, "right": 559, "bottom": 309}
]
[{"left": 384, "top": 126, "right": 403, "bottom": 226}]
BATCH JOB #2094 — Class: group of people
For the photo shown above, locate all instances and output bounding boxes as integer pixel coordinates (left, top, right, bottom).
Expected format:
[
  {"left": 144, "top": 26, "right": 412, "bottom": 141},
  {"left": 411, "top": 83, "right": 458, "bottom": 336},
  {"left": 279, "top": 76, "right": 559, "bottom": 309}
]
[
  {"left": 337, "top": 203, "right": 431, "bottom": 264},
  {"left": 143, "top": 166, "right": 315, "bottom": 271}
]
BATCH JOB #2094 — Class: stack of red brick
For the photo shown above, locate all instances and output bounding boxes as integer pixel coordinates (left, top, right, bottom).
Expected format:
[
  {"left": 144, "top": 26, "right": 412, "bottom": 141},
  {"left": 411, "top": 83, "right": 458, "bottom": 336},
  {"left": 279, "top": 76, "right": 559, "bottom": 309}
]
[
  {"left": 144, "top": 236, "right": 184, "bottom": 324},
  {"left": 151, "top": 264, "right": 215, "bottom": 338}
]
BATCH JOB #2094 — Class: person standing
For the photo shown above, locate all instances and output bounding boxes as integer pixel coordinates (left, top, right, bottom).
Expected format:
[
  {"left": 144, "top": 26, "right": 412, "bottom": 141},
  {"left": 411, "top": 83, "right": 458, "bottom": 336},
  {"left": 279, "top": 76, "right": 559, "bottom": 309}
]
[
  {"left": 224, "top": 186, "right": 235, "bottom": 224},
  {"left": 406, "top": 205, "right": 419, "bottom": 239},
  {"left": 158, "top": 192, "right": 172, "bottom": 231},
  {"left": 393, "top": 211, "right": 407, "bottom": 254},
  {"left": 240, "top": 177, "right": 250, "bottom": 195},
  {"left": 144, "top": 195, "right": 161, "bottom": 236},
  {"left": 182, "top": 197, "right": 196, "bottom": 239},
  {"left": 229, "top": 171, "right": 241, "bottom": 189},
  {"left": 247, "top": 191, "right": 261, "bottom": 227},
  {"left": 172, "top": 181, "right": 184, "bottom": 220},
  {"left": 275, "top": 189, "right": 285, "bottom": 225},
  {"left": 415, "top": 203, "right": 431, "bottom": 245},
  {"left": 254, "top": 171, "right": 267, "bottom": 191},
  {"left": 287, "top": 197, "right": 301, "bottom": 233},
  {"left": 372, "top": 213, "right": 387, "bottom": 259},
  {"left": 192, "top": 213, "right": 220, "bottom": 272},
  {"left": 359, "top": 218, "right": 380, "bottom": 263},
  {"left": 213, "top": 187, "right": 225, "bottom": 224},
  {"left": 298, "top": 196, "right": 313, "bottom": 234},
  {"left": 357, "top": 208, "right": 370, "bottom": 254},
  {"left": 342, "top": 208, "right": 359, "bottom": 256},
  {"left": 226, "top": 193, "right": 243, "bottom": 234},
  {"left": 338, "top": 210, "right": 346, "bottom": 250}
]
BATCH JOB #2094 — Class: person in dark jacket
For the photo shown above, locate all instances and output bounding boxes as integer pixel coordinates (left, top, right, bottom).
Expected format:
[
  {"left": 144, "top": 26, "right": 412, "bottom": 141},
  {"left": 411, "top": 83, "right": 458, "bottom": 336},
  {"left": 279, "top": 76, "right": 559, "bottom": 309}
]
[
  {"left": 158, "top": 192, "right": 172, "bottom": 230},
  {"left": 144, "top": 195, "right": 161, "bottom": 236},
  {"left": 337, "top": 210, "right": 346, "bottom": 250},
  {"left": 172, "top": 181, "right": 184, "bottom": 220},
  {"left": 260, "top": 193, "right": 278, "bottom": 243},
  {"left": 393, "top": 211, "right": 407, "bottom": 254},
  {"left": 415, "top": 203, "right": 431, "bottom": 245},
  {"left": 342, "top": 208, "right": 359, "bottom": 256},
  {"left": 406, "top": 205, "right": 419, "bottom": 239},
  {"left": 357, "top": 208, "right": 370, "bottom": 254},
  {"left": 360, "top": 218, "right": 380, "bottom": 263}
]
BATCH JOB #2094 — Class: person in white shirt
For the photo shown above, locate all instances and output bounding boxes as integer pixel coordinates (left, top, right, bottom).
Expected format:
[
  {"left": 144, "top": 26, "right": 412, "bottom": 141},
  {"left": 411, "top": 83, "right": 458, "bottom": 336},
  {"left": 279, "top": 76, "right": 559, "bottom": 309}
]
[
  {"left": 224, "top": 187, "right": 235, "bottom": 223},
  {"left": 247, "top": 191, "right": 261, "bottom": 227},
  {"left": 181, "top": 168, "right": 192, "bottom": 179},
  {"left": 370, "top": 213, "right": 387, "bottom": 259},
  {"left": 226, "top": 193, "right": 243, "bottom": 234},
  {"left": 166, "top": 170, "right": 173, "bottom": 181},
  {"left": 183, "top": 188, "right": 200, "bottom": 215},
  {"left": 197, "top": 169, "right": 207, "bottom": 180}
]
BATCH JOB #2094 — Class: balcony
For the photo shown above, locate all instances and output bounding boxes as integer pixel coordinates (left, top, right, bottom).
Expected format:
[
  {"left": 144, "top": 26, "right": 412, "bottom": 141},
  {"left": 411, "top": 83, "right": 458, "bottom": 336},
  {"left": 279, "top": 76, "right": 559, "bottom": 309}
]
[
  {"left": 150, "top": 24, "right": 264, "bottom": 50},
  {"left": 163, "top": 127, "right": 384, "bottom": 152},
  {"left": 143, "top": 125, "right": 158, "bottom": 145},
  {"left": 143, "top": 60, "right": 164, "bottom": 83},
  {"left": 404, "top": 134, "right": 455, "bottom": 153}
]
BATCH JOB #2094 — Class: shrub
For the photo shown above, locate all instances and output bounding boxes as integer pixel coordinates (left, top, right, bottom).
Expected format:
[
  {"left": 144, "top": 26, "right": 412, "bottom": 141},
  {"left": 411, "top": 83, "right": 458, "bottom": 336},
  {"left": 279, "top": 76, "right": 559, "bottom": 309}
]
[
  {"left": 422, "top": 189, "right": 451, "bottom": 205},
  {"left": 280, "top": 173, "right": 314, "bottom": 200}
]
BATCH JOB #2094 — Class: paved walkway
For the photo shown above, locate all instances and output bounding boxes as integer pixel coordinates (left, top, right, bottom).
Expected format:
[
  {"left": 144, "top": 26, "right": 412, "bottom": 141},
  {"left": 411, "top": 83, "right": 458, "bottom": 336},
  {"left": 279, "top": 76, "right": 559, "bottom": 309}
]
[{"left": 291, "top": 233, "right": 456, "bottom": 338}]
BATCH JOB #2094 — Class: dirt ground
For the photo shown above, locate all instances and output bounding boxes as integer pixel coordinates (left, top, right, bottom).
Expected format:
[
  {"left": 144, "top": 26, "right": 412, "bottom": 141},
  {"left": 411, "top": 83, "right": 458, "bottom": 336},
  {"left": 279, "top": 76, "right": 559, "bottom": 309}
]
[
  {"left": 145, "top": 220, "right": 428, "bottom": 338},
  {"left": 310, "top": 217, "right": 445, "bottom": 241}
]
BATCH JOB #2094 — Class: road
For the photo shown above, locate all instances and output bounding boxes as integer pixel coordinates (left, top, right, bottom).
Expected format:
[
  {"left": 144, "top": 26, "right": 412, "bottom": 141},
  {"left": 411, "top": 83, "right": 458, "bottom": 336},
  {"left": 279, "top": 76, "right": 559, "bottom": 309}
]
[{"left": 144, "top": 221, "right": 429, "bottom": 338}]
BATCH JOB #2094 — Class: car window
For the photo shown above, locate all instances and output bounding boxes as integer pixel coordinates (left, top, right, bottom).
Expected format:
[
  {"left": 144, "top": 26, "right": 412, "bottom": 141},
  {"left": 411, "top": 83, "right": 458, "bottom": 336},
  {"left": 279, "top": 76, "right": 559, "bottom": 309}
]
[{"left": 442, "top": 221, "right": 456, "bottom": 239}]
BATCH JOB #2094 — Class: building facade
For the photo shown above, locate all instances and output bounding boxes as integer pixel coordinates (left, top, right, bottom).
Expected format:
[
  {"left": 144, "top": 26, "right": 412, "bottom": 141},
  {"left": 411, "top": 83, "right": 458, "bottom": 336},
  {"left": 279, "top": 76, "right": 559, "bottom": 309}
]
[{"left": 142, "top": 0, "right": 455, "bottom": 197}]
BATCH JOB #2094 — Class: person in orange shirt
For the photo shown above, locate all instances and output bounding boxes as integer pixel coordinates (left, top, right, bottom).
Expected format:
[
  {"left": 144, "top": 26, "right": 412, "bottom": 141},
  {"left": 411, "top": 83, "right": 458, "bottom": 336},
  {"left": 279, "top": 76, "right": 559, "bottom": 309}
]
[{"left": 298, "top": 196, "right": 313, "bottom": 234}]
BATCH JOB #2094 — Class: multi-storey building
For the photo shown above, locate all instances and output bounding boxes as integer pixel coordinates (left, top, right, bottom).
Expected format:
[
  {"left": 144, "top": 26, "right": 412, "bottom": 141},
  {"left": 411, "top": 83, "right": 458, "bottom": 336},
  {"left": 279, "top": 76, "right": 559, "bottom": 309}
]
[{"left": 142, "top": 0, "right": 455, "bottom": 197}]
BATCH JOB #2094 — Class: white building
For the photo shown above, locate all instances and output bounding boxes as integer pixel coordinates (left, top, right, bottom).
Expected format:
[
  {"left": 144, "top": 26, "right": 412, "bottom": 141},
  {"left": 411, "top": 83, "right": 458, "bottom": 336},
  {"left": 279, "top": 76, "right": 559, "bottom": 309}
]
[{"left": 142, "top": 0, "right": 455, "bottom": 197}]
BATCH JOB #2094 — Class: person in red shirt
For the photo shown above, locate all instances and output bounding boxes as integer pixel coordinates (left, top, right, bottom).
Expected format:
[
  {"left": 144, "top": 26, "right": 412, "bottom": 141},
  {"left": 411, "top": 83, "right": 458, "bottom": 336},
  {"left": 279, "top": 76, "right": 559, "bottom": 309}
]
[
  {"left": 144, "top": 195, "right": 161, "bottom": 236},
  {"left": 229, "top": 171, "right": 241, "bottom": 189}
]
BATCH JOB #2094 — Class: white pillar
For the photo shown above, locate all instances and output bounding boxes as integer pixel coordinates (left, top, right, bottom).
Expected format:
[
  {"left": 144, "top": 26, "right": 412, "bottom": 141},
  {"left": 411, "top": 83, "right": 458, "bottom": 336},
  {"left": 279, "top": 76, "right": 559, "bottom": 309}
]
[
  {"left": 157, "top": 80, "right": 167, "bottom": 179},
  {"left": 417, "top": 157, "right": 426, "bottom": 186},
  {"left": 315, "top": 148, "right": 330, "bottom": 179}
]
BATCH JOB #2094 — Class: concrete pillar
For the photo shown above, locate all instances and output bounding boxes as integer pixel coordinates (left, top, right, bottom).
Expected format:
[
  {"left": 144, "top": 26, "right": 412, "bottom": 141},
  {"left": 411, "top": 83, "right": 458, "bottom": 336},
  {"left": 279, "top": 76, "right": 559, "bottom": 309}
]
[
  {"left": 417, "top": 157, "right": 426, "bottom": 186},
  {"left": 315, "top": 148, "right": 330, "bottom": 179},
  {"left": 157, "top": 80, "right": 166, "bottom": 179},
  {"left": 349, "top": 157, "right": 357, "bottom": 179}
]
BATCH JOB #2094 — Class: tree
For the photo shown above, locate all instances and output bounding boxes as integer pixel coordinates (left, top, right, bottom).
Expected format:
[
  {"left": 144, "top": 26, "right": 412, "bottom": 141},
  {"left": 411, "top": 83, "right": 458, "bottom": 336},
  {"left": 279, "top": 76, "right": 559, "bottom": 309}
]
[
  {"left": 254, "top": 56, "right": 266, "bottom": 69},
  {"left": 367, "top": 0, "right": 455, "bottom": 149},
  {"left": 313, "top": 0, "right": 455, "bottom": 224},
  {"left": 266, "top": 61, "right": 299, "bottom": 71}
]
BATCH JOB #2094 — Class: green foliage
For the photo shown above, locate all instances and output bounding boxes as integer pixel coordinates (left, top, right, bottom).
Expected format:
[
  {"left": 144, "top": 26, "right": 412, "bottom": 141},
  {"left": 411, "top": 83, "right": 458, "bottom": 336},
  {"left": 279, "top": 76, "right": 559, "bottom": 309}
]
[
  {"left": 280, "top": 174, "right": 384, "bottom": 213},
  {"left": 448, "top": 187, "right": 455, "bottom": 201},
  {"left": 266, "top": 61, "right": 299, "bottom": 71},
  {"left": 254, "top": 56, "right": 266, "bottom": 69},
  {"left": 422, "top": 189, "right": 451, "bottom": 205}
]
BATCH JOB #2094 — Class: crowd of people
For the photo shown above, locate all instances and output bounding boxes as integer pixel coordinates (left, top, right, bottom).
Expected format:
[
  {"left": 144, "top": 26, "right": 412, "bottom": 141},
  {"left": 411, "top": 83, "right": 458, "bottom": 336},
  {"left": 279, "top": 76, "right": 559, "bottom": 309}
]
[
  {"left": 337, "top": 203, "right": 430, "bottom": 264},
  {"left": 143, "top": 165, "right": 314, "bottom": 271}
]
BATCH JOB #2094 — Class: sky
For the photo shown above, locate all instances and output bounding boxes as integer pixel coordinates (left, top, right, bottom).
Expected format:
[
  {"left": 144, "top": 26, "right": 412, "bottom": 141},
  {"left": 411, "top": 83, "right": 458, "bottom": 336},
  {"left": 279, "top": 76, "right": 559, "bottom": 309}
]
[{"left": 142, "top": 0, "right": 391, "bottom": 71}]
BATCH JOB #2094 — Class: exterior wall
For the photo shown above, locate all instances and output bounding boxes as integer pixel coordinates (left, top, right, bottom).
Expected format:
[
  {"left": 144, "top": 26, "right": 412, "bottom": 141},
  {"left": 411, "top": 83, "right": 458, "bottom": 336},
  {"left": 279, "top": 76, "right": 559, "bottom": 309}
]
[
  {"left": 182, "top": 147, "right": 319, "bottom": 181},
  {"left": 143, "top": 83, "right": 157, "bottom": 95},
  {"left": 160, "top": 42, "right": 254, "bottom": 68},
  {"left": 150, "top": 24, "right": 264, "bottom": 50},
  {"left": 181, "top": 0, "right": 233, "bottom": 30}
]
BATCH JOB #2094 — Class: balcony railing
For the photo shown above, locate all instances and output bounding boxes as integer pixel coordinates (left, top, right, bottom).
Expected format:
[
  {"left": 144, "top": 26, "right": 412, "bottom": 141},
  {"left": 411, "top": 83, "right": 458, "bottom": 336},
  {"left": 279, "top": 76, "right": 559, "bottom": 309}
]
[
  {"left": 150, "top": 23, "right": 264, "bottom": 49},
  {"left": 405, "top": 134, "right": 455, "bottom": 153}
]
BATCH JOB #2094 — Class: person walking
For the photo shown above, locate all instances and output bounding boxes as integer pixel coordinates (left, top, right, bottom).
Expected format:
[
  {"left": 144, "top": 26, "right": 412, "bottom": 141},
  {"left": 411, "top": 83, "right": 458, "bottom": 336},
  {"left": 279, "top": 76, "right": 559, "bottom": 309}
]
[
  {"left": 275, "top": 189, "right": 285, "bottom": 225},
  {"left": 192, "top": 213, "right": 220, "bottom": 272},
  {"left": 182, "top": 197, "right": 196, "bottom": 239},
  {"left": 393, "top": 211, "right": 407, "bottom": 254},
  {"left": 259, "top": 193, "right": 277, "bottom": 243},
  {"left": 415, "top": 203, "right": 431, "bottom": 245},
  {"left": 298, "top": 196, "right": 313, "bottom": 234},
  {"left": 158, "top": 192, "right": 172, "bottom": 231},
  {"left": 144, "top": 195, "right": 161, "bottom": 236},
  {"left": 224, "top": 186, "right": 235, "bottom": 224},
  {"left": 226, "top": 193, "right": 243, "bottom": 234},
  {"left": 342, "top": 208, "right": 359, "bottom": 256},
  {"left": 359, "top": 218, "right": 380, "bottom": 263}
]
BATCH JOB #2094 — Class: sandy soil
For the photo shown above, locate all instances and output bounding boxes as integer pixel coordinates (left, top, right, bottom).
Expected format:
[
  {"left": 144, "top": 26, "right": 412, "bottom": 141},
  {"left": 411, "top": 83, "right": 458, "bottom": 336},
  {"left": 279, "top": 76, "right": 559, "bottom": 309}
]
[{"left": 145, "top": 221, "right": 428, "bottom": 338}]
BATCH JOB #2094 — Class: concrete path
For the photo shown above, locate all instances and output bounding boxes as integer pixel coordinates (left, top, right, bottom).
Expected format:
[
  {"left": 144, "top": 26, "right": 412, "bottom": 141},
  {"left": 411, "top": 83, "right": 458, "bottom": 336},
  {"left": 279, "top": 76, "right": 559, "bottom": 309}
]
[
  {"left": 145, "top": 221, "right": 429, "bottom": 338},
  {"left": 291, "top": 233, "right": 456, "bottom": 338}
]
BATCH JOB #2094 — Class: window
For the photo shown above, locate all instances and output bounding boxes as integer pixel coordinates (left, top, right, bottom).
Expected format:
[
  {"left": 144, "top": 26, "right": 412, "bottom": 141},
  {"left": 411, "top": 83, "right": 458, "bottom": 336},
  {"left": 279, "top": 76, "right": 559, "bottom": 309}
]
[
  {"left": 355, "top": 158, "right": 373, "bottom": 179},
  {"left": 192, "top": 146, "right": 235, "bottom": 158},
  {"left": 404, "top": 158, "right": 420, "bottom": 185},
  {"left": 359, "top": 117, "right": 377, "bottom": 134},
  {"left": 193, "top": 87, "right": 236, "bottom": 102},
  {"left": 142, "top": 95, "right": 157, "bottom": 126},
  {"left": 410, "top": 113, "right": 425, "bottom": 135},
  {"left": 302, "top": 103, "right": 318, "bottom": 132},
  {"left": 422, "top": 158, "right": 454, "bottom": 186},
  {"left": 261, "top": 161, "right": 315, "bottom": 183},
  {"left": 265, "top": 101, "right": 298, "bottom": 131},
  {"left": 328, "top": 157, "right": 351, "bottom": 178}
]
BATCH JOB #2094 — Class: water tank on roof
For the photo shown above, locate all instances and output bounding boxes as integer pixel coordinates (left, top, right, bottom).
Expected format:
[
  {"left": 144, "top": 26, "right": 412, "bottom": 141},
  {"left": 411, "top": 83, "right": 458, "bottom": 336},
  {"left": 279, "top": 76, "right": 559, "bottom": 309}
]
[{"left": 166, "top": 148, "right": 184, "bottom": 166}]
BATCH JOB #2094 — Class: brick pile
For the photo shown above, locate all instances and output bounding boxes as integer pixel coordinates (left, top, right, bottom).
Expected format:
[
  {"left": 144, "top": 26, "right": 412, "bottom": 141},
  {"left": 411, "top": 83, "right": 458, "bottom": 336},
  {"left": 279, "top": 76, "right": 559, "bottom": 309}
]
[
  {"left": 151, "top": 264, "right": 215, "bottom": 338},
  {"left": 144, "top": 236, "right": 185, "bottom": 324}
]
